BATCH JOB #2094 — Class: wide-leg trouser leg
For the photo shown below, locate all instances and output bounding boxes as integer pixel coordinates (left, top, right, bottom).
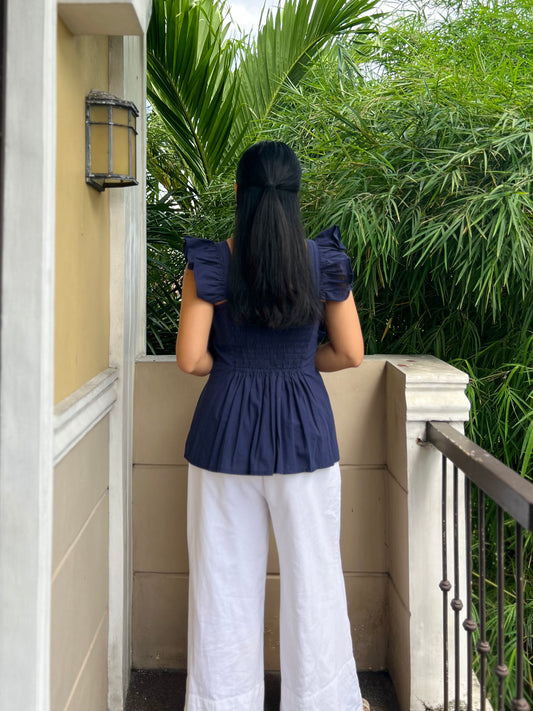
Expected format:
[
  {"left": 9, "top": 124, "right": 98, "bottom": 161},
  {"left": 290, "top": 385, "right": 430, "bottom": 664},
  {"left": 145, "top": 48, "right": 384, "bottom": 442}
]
[
  {"left": 266, "top": 463, "right": 363, "bottom": 711},
  {"left": 185, "top": 463, "right": 362, "bottom": 711},
  {"left": 185, "top": 466, "right": 270, "bottom": 711}
]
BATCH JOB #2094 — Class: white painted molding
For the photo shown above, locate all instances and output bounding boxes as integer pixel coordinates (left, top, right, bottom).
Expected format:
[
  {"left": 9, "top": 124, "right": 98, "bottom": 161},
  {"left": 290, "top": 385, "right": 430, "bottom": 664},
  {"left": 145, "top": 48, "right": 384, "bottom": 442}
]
[
  {"left": 0, "top": 0, "right": 57, "bottom": 708},
  {"left": 107, "top": 34, "right": 147, "bottom": 711},
  {"left": 58, "top": 0, "right": 152, "bottom": 36},
  {"left": 386, "top": 355, "right": 471, "bottom": 423},
  {"left": 54, "top": 368, "right": 119, "bottom": 465},
  {"left": 136, "top": 354, "right": 176, "bottom": 363}
]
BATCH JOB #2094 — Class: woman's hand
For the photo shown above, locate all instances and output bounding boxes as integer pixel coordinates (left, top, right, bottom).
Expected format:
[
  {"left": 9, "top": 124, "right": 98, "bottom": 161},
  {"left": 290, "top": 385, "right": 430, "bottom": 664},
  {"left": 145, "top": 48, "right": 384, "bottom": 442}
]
[
  {"left": 315, "top": 293, "right": 364, "bottom": 372},
  {"left": 176, "top": 268, "right": 214, "bottom": 376}
]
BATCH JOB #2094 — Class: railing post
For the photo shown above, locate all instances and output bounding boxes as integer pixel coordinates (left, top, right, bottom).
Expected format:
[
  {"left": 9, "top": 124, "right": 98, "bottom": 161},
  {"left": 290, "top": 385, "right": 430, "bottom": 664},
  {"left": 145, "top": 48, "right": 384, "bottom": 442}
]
[{"left": 385, "top": 356, "right": 471, "bottom": 711}]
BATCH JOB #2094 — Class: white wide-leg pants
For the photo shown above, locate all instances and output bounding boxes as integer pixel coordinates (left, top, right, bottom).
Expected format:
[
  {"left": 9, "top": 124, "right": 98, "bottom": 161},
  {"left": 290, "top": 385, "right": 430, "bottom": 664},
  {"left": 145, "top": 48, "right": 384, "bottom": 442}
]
[{"left": 185, "top": 463, "right": 363, "bottom": 711}]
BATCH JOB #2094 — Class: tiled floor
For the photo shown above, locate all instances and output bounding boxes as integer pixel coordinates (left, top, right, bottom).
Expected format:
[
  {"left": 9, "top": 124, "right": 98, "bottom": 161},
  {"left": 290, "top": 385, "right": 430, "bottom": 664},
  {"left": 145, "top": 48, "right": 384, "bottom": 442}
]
[{"left": 125, "top": 669, "right": 401, "bottom": 711}]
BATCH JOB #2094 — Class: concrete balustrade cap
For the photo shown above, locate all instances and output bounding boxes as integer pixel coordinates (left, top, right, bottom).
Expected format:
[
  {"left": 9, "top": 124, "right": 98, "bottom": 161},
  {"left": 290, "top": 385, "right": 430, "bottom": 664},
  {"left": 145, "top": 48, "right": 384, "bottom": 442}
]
[{"left": 382, "top": 355, "right": 471, "bottom": 423}]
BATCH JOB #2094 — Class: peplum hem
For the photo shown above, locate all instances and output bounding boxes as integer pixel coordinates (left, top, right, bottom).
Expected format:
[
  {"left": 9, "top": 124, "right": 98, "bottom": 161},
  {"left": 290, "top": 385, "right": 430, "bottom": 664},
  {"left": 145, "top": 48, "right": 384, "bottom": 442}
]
[{"left": 184, "top": 367, "right": 339, "bottom": 476}]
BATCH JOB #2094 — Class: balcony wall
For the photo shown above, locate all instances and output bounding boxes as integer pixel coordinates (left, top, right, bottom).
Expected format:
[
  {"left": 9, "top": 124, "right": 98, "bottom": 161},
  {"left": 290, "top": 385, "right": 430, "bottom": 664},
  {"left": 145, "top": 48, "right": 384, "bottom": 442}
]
[
  {"left": 131, "top": 354, "right": 470, "bottom": 711},
  {"left": 51, "top": 417, "right": 110, "bottom": 711}
]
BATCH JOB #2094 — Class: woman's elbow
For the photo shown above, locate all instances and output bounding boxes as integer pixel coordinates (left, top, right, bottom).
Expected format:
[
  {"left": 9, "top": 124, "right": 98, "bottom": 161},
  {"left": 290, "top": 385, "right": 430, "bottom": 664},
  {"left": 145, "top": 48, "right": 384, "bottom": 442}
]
[
  {"left": 176, "top": 355, "right": 196, "bottom": 374},
  {"left": 176, "top": 349, "right": 198, "bottom": 374},
  {"left": 176, "top": 349, "right": 212, "bottom": 376},
  {"left": 346, "top": 351, "right": 364, "bottom": 368},
  {"left": 346, "top": 343, "right": 364, "bottom": 368},
  {"left": 176, "top": 355, "right": 202, "bottom": 375}
]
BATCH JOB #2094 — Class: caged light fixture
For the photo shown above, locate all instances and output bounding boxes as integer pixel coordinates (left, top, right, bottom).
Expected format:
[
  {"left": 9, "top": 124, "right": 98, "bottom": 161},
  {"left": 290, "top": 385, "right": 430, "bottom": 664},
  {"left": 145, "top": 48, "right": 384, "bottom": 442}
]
[{"left": 85, "top": 90, "right": 139, "bottom": 191}]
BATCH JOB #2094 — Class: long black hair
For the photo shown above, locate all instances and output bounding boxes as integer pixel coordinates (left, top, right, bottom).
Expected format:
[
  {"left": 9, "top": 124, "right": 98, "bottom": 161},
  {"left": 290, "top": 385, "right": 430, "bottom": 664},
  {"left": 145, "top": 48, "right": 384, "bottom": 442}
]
[{"left": 228, "top": 141, "right": 322, "bottom": 329}]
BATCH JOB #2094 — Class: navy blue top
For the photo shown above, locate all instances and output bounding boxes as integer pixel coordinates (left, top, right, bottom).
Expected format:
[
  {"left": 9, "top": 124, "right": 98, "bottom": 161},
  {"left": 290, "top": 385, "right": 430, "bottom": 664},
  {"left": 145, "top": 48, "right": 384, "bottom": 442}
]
[{"left": 183, "top": 225, "right": 353, "bottom": 475}]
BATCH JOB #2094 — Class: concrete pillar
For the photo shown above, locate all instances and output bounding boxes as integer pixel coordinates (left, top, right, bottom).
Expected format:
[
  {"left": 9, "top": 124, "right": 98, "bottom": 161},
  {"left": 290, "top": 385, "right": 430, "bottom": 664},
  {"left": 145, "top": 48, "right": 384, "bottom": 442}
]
[
  {"left": 0, "top": 1, "right": 56, "bottom": 709},
  {"left": 385, "top": 355, "right": 471, "bottom": 711}
]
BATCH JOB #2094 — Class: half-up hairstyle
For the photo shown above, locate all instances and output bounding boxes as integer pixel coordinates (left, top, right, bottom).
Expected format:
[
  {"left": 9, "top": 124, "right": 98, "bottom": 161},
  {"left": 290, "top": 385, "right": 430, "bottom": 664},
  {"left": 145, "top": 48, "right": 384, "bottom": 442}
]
[{"left": 228, "top": 141, "right": 322, "bottom": 328}]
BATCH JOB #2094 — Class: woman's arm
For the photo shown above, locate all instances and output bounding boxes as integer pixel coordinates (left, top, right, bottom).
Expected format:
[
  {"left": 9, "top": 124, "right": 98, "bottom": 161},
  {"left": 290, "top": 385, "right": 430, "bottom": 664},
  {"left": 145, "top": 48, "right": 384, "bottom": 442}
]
[
  {"left": 176, "top": 267, "right": 214, "bottom": 376},
  {"left": 315, "top": 292, "right": 364, "bottom": 372}
]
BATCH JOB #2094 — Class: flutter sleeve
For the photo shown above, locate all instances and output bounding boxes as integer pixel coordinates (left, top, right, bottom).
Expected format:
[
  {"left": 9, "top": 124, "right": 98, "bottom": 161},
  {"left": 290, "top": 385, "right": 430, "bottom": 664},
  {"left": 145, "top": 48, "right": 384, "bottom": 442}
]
[
  {"left": 183, "top": 236, "right": 227, "bottom": 303},
  {"left": 315, "top": 225, "right": 353, "bottom": 301}
]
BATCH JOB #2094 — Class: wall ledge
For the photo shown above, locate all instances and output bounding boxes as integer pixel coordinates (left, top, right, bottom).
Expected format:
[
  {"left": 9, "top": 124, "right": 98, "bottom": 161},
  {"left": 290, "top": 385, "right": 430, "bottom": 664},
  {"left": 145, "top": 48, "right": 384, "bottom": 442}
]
[
  {"left": 54, "top": 367, "right": 118, "bottom": 465},
  {"left": 136, "top": 355, "right": 176, "bottom": 363},
  {"left": 58, "top": 0, "right": 152, "bottom": 36},
  {"left": 385, "top": 354, "right": 471, "bottom": 423}
]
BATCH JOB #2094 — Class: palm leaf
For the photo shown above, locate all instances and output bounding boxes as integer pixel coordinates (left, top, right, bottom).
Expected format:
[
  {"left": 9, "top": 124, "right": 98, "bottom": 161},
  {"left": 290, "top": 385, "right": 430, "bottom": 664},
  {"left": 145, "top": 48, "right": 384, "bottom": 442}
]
[
  {"left": 238, "top": 0, "right": 380, "bottom": 132},
  {"left": 147, "top": 0, "right": 243, "bottom": 189},
  {"left": 147, "top": 0, "right": 380, "bottom": 191}
]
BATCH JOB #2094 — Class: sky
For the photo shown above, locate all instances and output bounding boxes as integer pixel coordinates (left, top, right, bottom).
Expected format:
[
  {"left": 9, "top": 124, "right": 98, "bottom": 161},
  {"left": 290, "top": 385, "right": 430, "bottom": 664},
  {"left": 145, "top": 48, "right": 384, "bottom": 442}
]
[
  {"left": 227, "top": 1, "right": 423, "bottom": 35},
  {"left": 227, "top": 0, "right": 274, "bottom": 34}
]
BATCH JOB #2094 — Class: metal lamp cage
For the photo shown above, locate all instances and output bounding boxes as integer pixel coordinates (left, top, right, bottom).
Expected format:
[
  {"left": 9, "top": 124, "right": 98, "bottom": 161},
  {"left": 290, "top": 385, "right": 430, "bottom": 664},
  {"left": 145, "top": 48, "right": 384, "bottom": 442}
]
[{"left": 85, "top": 90, "right": 139, "bottom": 191}]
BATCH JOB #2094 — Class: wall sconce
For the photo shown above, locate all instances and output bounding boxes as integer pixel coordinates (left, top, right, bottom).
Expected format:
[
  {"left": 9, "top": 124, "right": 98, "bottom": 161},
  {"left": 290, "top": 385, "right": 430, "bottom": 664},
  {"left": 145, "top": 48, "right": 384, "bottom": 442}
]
[{"left": 85, "top": 90, "right": 139, "bottom": 191}]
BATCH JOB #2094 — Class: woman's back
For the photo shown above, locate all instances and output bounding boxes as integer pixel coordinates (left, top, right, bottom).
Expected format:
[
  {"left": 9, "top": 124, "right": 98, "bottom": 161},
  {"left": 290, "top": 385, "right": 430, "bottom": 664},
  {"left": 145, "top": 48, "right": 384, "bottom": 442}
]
[
  {"left": 182, "top": 227, "right": 352, "bottom": 475},
  {"left": 176, "top": 141, "right": 366, "bottom": 711}
]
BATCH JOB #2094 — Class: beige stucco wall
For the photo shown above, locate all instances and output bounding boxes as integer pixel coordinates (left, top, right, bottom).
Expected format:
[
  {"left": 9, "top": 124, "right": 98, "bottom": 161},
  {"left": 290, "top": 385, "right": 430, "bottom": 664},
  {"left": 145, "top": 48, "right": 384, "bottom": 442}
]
[
  {"left": 55, "top": 18, "right": 110, "bottom": 404},
  {"left": 51, "top": 21, "right": 112, "bottom": 711},
  {"left": 132, "top": 357, "right": 390, "bottom": 671},
  {"left": 51, "top": 416, "right": 110, "bottom": 711}
]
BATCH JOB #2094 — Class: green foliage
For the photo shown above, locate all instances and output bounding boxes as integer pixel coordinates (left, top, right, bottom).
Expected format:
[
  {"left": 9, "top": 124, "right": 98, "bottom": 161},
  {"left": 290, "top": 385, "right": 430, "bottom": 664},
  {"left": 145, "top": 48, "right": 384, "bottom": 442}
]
[
  {"left": 461, "top": 340, "right": 533, "bottom": 480},
  {"left": 146, "top": 0, "right": 380, "bottom": 352},
  {"left": 262, "top": 0, "right": 533, "bottom": 476},
  {"left": 260, "top": 2, "right": 533, "bottom": 704},
  {"left": 147, "top": 0, "right": 533, "bottom": 475},
  {"left": 146, "top": 0, "right": 533, "bottom": 700},
  {"left": 472, "top": 562, "right": 533, "bottom": 708},
  {"left": 147, "top": 0, "right": 242, "bottom": 191},
  {"left": 147, "top": 0, "right": 379, "bottom": 193},
  {"left": 146, "top": 195, "right": 186, "bottom": 355},
  {"left": 238, "top": 0, "right": 378, "bottom": 132}
]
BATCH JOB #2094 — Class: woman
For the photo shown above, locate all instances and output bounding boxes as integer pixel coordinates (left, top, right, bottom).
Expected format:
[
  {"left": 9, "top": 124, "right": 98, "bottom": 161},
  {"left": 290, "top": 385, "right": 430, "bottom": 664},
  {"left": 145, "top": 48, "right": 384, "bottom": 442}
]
[{"left": 177, "top": 141, "right": 365, "bottom": 711}]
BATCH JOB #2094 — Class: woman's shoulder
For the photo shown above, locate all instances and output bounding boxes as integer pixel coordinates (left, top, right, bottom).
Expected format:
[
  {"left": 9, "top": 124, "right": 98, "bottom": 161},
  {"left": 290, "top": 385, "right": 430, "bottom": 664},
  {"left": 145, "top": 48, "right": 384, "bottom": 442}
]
[
  {"left": 183, "top": 236, "right": 230, "bottom": 303},
  {"left": 313, "top": 225, "right": 345, "bottom": 252},
  {"left": 311, "top": 225, "right": 353, "bottom": 302},
  {"left": 184, "top": 235, "right": 229, "bottom": 262}
]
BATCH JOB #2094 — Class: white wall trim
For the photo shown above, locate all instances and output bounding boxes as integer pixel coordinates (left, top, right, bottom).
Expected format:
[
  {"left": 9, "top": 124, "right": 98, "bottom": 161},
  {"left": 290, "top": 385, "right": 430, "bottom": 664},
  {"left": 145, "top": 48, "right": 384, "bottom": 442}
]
[
  {"left": 136, "top": 354, "right": 175, "bottom": 363},
  {"left": 107, "top": 32, "right": 148, "bottom": 711},
  {"left": 53, "top": 368, "right": 119, "bottom": 465},
  {"left": 0, "top": 1, "right": 57, "bottom": 709}
]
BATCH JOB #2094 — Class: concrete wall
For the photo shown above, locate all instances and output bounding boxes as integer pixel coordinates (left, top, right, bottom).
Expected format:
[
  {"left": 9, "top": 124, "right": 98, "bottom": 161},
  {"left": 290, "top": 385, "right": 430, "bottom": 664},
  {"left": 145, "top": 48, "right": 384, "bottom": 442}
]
[
  {"left": 131, "top": 355, "right": 471, "bottom": 711},
  {"left": 0, "top": 2, "right": 150, "bottom": 710},
  {"left": 385, "top": 363, "right": 411, "bottom": 707},
  {"left": 383, "top": 357, "right": 470, "bottom": 711},
  {"left": 51, "top": 13, "right": 149, "bottom": 711},
  {"left": 51, "top": 417, "right": 110, "bottom": 711},
  {"left": 131, "top": 356, "right": 390, "bottom": 671},
  {"left": 50, "top": 22, "right": 112, "bottom": 711}
]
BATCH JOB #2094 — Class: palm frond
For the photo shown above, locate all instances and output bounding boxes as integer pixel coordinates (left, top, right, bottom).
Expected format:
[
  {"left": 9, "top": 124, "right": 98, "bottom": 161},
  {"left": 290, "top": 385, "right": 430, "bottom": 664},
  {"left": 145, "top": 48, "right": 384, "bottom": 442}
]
[
  {"left": 147, "top": 0, "right": 243, "bottom": 189},
  {"left": 239, "top": 0, "right": 380, "bottom": 130}
]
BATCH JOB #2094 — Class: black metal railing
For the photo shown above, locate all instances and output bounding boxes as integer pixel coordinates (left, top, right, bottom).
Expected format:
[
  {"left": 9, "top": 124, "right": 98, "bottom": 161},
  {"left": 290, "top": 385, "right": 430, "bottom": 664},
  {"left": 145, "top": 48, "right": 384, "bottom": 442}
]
[{"left": 425, "top": 421, "right": 533, "bottom": 711}]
